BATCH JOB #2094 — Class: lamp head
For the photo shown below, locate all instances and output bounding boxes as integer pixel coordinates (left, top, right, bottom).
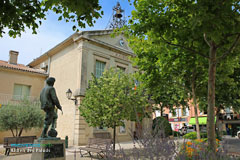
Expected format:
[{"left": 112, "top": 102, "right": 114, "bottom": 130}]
[{"left": 66, "top": 88, "right": 72, "bottom": 99}]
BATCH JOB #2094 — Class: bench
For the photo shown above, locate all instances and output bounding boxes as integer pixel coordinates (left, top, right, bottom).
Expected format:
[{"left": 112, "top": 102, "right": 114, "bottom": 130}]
[
  {"left": 93, "top": 132, "right": 111, "bottom": 139},
  {"left": 3, "top": 136, "right": 37, "bottom": 156},
  {"left": 79, "top": 138, "right": 112, "bottom": 159}
]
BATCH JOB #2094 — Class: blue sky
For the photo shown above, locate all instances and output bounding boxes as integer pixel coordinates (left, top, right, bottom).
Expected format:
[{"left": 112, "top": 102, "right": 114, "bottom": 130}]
[{"left": 0, "top": 0, "right": 134, "bottom": 65}]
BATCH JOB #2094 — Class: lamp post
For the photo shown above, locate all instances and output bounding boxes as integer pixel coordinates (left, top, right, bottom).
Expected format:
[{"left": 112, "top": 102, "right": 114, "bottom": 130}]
[{"left": 66, "top": 89, "right": 77, "bottom": 105}]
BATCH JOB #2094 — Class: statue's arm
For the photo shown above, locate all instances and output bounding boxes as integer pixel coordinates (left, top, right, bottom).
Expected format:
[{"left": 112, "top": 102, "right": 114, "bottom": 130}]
[{"left": 50, "top": 88, "right": 62, "bottom": 110}]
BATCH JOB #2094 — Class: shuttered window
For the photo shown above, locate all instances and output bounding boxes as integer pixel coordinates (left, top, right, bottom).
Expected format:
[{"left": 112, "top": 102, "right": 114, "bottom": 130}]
[{"left": 13, "top": 84, "right": 30, "bottom": 100}]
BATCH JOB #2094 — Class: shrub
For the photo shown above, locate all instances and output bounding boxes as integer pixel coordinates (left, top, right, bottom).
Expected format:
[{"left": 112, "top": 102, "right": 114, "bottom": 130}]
[
  {"left": 173, "top": 131, "right": 181, "bottom": 137},
  {"left": 104, "top": 128, "right": 237, "bottom": 160},
  {"left": 183, "top": 132, "right": 208, "bottom": 140},
  {"left": 201, "top": 132, "right": 207, "bottom": 138},
  {"left": 183, "top": 132, "right": 197, "bottom": 140},
  {"left": 152, "top": 117, "right": 172, "bottom": 137},
  {"left": 222, "top": 131, "right": 227, "bottom": 135},
  {"left": 0, "top": 99, "right": 44, "bottom": 137}
]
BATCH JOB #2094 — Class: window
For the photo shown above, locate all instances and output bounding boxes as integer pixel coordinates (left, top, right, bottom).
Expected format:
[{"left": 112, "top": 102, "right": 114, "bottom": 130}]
[
  {"left": 172, "top": 108, "right": 181, "bottom": 117},
  {"left": 155, "top": 110, "right": 161, "bottom": 117},
  {"left": 225, "top": 108, "right": 231, "bottom": 113},
  {"left": 186, "top": 108, "right": 189, "bottom": 116},
  {"left": 13, "top": 84, "right": 31, "bottom": 100},
  {"left": 94, "top": 122, "right": 107, "bottom": 131},
  {"left": 182, "top": 108, "right": 189, "bottom": 116},
  {"left": 177, "top": 108, "right": 182, "bottom": 117},
  {"left": 94, "top": 126, "right": 107, "bottom": 131},
  {"left": 95, "top": 61, "right": 106, "bottom": 78},
  {"left": 119, "top": 121, "right": 126, "bottom": 134},
  {"left": 117, "top": 66, "right": 125, "bottom": 72},
  {"left": 172, "top": 110, "right": 177, "bottom": 117},
  {"left": 182, "top": 108, "right": 186, "bottom": 116}
]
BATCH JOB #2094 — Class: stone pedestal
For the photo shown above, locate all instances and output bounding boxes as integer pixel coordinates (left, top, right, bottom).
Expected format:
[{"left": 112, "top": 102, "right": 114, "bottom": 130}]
[{"left": 31, "top": 138, "right": 66, "bottom": 160}]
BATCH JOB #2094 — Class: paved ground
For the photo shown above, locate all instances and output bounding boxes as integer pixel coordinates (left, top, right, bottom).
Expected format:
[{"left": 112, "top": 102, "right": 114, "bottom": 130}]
[
  {"left": 222, "top": 136, "right": 240, "bottom": 155},
  {"left": 0, "top": 138, "right": 239, "bottom": 160},
  {"left": 0, "top": 141, "right": 137, "bottom": 160}
]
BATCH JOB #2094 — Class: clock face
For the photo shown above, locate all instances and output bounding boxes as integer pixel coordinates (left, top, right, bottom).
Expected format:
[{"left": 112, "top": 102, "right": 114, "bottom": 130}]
[{"left": 119, "top": 39, "right": 124, "bottom": 46}]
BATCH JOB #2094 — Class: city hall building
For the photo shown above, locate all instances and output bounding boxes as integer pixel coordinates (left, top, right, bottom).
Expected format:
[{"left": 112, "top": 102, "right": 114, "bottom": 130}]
[{"left": 28, "top": 30, "right": 151, "bottom": 146}]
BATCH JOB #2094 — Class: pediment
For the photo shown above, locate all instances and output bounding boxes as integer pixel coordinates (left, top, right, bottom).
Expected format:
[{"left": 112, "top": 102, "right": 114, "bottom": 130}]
[{"left": 82, "top": 30, "right": 133, "bottom": 52}]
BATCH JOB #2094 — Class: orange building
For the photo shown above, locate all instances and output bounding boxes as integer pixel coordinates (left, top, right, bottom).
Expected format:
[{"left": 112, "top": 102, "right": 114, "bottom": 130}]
[{"left": 153, "top": 102, "right": 207, "bottom": 131}]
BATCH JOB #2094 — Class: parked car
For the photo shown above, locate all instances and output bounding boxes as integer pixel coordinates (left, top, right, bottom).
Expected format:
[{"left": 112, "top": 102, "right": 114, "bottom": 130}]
[
  {"left": 237, "top": 131, "right": 240, "bottom": 139},
  {"left": 179, "top": 126, "right": 195, "bottom": 136}
]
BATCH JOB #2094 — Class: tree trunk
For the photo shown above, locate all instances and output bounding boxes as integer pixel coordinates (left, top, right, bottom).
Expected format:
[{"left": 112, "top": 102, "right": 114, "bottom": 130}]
[
  {"left": 191, "top": 80, "right": 201, "bottom": 139},
  {"left": 215, "top": 106, "right": 221, "bottom": 140},
  {"left": 113, "top": 124, "right": 116, "bottom": 152},
  {"left": 18, "top": 128, "right": 23, "bottom": 137},
  {"left": 207, "top": 43, "right": 217, "bottom": 152},
  {"left": 10, "top": 129, "right": 15, "bottom": 137},
  {"left": 16, "top": 128, "right": 18, "bottom": 137},
  {"left": 160, "top": 104, "right": 163, "bottom": 116}
]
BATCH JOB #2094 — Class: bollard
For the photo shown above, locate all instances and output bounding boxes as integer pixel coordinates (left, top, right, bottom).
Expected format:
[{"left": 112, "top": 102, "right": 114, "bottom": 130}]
[{"left": 65, "top": 136, "right": 68, "bottom": 148}]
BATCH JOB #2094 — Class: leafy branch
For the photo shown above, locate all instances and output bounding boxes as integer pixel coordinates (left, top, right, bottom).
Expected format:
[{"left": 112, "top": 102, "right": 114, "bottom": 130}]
[{"left": 159, "top": 36, "right": 210, "bottom": 59}]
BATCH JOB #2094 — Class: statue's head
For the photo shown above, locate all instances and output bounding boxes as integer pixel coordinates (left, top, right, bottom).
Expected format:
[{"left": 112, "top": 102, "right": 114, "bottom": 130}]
[{"left": 46, "top": 77, "right": 55, "bottom": 86}]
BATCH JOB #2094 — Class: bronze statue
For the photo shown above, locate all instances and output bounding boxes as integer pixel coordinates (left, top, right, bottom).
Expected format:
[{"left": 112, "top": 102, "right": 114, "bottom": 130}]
[{"left": 40, "top": 77, "right": 63, "bottom": 138}]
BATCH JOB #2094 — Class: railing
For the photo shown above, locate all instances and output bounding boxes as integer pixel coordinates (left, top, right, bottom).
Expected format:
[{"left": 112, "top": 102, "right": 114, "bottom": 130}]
[
  {"left": 0, "top": 93, "right": 40, "bottom": 106},
  {"left": 219, "top": 113, "right": 240, "bottom": 120}
]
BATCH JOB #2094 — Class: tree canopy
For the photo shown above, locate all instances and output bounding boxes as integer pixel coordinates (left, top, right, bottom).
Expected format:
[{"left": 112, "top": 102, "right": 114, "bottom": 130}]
[
  {"left": 79, "top": 68, "right": 149, "bottom": 128},
  {"left": 0, "top": 0, "right": 102, "bottom": 37},
  {"left": 0, "top": 99, "right": 44, "bottom": 137},
  {"left": 126, "top": 0, "right": 240, "bottom": 151},
  {"left": 79, "top": 67, "right": 150, "bottom": 150}
]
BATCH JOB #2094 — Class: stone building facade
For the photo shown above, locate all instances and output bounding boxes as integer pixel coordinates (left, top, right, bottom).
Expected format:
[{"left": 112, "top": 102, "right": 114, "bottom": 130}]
[{"left": 28, "top": 30, "right": 149, "bottom": 146}]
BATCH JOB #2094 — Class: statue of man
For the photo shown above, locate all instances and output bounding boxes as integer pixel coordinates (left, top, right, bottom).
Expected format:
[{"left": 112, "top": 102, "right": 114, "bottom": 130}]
[{"left": 40, "top": 77, "right": 62, "bottom": 138}]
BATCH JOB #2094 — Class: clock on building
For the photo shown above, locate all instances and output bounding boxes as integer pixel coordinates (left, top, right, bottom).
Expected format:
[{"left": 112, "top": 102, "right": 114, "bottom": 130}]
[{"left": 119, "top": 39, "right": 124, "bottom": 46}]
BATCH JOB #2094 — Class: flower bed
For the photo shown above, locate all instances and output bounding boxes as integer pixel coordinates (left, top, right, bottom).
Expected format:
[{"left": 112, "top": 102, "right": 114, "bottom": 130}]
[{"left": 180, "top": 139, "right": 221, "bottom": 158}]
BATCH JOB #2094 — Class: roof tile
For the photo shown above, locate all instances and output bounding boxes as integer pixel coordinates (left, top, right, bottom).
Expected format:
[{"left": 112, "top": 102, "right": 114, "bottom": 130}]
[{"left": 0, "top": 60, "right": 47, "bottom": 75}]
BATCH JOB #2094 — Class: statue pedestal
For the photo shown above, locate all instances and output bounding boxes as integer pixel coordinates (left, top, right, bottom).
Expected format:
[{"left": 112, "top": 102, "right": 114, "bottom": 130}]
[{"left": 31, "top": 138, "right": 66, "bottom": 160}]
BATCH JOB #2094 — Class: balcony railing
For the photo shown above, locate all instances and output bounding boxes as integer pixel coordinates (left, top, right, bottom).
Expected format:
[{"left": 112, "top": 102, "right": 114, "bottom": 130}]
[
  {"left": 0, "top": 93, "right": 40, "bottom": 106},
  {"left": 219, "top": 113, "right": 240, "bottom": 120}
]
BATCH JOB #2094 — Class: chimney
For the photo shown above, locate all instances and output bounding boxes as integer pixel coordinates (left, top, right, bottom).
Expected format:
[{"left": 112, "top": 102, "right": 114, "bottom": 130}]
[{"left": 9, "top": 50, "right": 19, "bottom": 64}]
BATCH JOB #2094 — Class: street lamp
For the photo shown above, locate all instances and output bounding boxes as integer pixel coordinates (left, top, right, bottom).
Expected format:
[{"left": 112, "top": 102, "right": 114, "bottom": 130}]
[{"left": 66, "top": 89, "right": 77, "bottom": 105}]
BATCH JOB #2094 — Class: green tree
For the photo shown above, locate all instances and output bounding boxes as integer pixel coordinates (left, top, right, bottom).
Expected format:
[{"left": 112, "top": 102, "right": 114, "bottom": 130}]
[
  {"left": 0, "top": 99, "right": 44, "bottom": 137},
  {"left": 0, "top": 0, "right": 102, "bottom": 37},
  {"left": 198, "top": 60, "right": 240, "bottom": 137},
  {"left": 79, "top": 68, "right": 150, "bottom": 151},
  {"left": 127, "top": 0, "right": 240, "bottom": 151},
  {"left": 127, "top": 34, "right": 205, "bottom": 139}
]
